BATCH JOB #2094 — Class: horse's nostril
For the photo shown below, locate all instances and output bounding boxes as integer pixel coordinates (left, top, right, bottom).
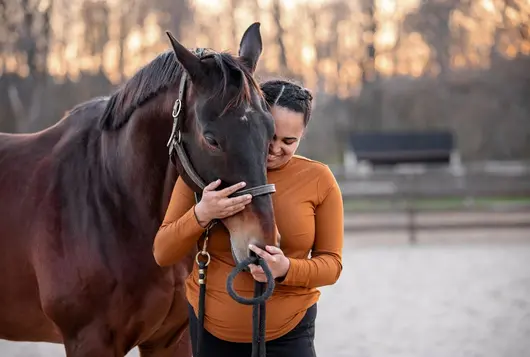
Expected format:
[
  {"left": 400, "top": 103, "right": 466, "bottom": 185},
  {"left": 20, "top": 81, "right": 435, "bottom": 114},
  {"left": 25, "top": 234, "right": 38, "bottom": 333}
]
[{"left": 249, "top": 249, "right": 257, "bottom": 259}]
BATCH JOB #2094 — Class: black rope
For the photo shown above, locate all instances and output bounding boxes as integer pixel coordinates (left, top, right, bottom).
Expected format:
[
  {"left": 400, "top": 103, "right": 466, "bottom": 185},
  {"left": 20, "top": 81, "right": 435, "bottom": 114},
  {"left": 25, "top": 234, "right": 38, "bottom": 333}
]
[
  {"left": 196, "top": 259, "right": 207, "bottom": 357},
  {"left": 226, "top": 256, "right": 275, "bottom": 305},
  {"left": 226, "top": 256, "right": 275, "bottom": 357},
  {"left": 195, "top": 255, "right": 275, "bottom": 357}
]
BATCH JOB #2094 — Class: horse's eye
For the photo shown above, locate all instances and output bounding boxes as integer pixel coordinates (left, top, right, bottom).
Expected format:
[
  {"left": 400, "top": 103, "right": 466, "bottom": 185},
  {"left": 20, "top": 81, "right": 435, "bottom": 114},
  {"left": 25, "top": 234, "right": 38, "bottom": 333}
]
[{"left": 204, "top": 134, "right": 219, "bottom": 149}]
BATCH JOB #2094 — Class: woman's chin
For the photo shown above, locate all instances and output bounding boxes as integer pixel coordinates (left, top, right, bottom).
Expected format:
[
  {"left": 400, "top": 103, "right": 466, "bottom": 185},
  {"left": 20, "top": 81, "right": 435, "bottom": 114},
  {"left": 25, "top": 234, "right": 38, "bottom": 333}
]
[
  {"left": 269, "top": 157, "right": 289, "bottom": 169},
  {"left": 267, "top": 161, "right": 279, "bottom": 169}
]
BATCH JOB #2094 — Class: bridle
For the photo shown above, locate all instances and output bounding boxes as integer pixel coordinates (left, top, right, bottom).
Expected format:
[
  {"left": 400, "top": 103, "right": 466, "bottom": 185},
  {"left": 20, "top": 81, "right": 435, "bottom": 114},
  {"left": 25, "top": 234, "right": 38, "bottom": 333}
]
[{"left": 166, "top": 49, "right": 276, "bottom": 357}]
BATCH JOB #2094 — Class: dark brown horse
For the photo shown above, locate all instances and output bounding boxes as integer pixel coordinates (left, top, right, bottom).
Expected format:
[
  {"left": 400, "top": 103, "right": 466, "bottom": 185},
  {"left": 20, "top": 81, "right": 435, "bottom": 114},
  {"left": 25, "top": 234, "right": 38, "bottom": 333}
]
[{"left": 0, "top": 22, "right": 277, "bottom": 357}]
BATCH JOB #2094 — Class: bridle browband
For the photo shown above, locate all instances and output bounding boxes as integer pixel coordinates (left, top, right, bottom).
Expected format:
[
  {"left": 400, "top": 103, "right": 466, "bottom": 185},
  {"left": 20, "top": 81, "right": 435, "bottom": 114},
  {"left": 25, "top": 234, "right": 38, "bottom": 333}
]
[{"left": 165, "top": 48, "right": 276, "bottom": 357}]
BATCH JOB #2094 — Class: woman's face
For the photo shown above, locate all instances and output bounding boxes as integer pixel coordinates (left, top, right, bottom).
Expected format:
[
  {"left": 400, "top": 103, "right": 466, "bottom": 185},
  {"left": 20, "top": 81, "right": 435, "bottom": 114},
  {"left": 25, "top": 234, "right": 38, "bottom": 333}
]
[{"left": 267, "top": 105, "right": 305, "bottom": 170}]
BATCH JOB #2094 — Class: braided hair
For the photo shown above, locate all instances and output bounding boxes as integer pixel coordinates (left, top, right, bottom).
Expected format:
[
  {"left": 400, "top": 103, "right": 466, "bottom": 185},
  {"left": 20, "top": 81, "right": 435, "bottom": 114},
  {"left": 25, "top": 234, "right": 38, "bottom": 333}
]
[{"left": 260, "top": 79, "right": 313, "bottom": 127}]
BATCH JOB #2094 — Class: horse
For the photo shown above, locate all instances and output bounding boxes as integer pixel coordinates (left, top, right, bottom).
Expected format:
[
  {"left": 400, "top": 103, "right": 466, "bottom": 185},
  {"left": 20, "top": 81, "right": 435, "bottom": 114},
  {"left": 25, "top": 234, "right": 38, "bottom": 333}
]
[{"left": 0, "top": 22, "right": 278, "bottom": 357}]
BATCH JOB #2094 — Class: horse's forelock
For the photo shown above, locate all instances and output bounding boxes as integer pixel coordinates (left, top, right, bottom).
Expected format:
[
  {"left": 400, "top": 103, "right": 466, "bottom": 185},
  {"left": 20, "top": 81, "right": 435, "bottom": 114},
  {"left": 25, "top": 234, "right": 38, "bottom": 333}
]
[{"left": 194, "top": 52, "right": 262, "bottom": 118}]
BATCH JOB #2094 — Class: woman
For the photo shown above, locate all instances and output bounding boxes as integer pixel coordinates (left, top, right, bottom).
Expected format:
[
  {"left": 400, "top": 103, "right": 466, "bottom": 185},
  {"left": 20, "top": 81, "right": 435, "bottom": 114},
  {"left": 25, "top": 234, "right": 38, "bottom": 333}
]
[{"left": 153, "top": 79, "right": 344, "bottom": 357}]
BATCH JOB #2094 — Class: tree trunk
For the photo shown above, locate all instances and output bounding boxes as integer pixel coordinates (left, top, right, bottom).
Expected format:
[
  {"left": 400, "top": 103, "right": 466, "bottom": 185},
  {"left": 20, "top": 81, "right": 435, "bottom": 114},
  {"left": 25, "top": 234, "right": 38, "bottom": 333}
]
[{"left": 272, "top": 0, "right": 289, "bottom": 74}]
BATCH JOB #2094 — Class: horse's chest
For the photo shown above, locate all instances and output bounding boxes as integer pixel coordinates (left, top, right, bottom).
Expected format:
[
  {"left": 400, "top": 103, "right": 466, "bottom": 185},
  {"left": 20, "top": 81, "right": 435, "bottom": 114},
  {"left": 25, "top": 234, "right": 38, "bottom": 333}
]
[{"left": 117, "top": 254, "right": 193, "bottom": 336}]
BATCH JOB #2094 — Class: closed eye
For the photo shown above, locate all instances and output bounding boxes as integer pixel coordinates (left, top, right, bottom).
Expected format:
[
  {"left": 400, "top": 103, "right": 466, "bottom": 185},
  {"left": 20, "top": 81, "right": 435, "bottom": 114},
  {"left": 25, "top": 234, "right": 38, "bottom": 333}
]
[{"left": 204, "top": 134, "right": 221, "bottom": 150}]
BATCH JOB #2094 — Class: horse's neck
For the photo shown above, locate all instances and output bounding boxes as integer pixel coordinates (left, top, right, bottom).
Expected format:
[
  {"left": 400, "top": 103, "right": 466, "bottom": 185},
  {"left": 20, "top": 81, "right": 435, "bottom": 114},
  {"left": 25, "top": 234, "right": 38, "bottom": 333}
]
[{"left": 114, "top": 94, "right": 178, "bottom": 226}]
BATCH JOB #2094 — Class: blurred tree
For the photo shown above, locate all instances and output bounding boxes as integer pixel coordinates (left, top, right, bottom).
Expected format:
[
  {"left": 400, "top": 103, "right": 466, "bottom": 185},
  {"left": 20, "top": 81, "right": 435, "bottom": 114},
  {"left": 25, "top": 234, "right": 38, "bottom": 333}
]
[
  {"left": 116, "top": 0, "right": 140, "bottom": 82},
  {"left": 52, "top": 0, "right": 74, "bottom": 78},
  {"left": 18, "top": 0, "right": 53, "bottom": 77},
  {"left": 304, "top": 2, "right": 352, "bottom": 93},
  {"left": 1, "top": 0, "right": 54, "bottom": 131},
  {"left": 249, "top": 0, "right": 261, "bottom": 23},
  {"left": 113, "top": 0, "right": 192, "bottom": 81},
  {"left": 0, "top": 0, "right": 17, "bottom": 131},
  {"left": 404, "top": 0, "right": 459, "bottom": 76},
  {"left": 82, "top": 0, "right": 109, "bottom": 71},
  {"left": 360, "top": 0, "right": 377, "bottom": 83},
  {"left": 358, "top": 0, "right": 382, "bottom": 130},
  {"left": 150, "top": 0, "right": 193, "bottom": 41},
  {"left": 271, "top": 0, "right": 289, "bottom": 75},
  {"left": 227, "top": 0, "right": 243, "bottom": 49},
  {"left": 327, "top": 1, "right": 351, "bottom": 93},
  {"left": 490, "top": 0, "right": 530, "bottom": 61}
]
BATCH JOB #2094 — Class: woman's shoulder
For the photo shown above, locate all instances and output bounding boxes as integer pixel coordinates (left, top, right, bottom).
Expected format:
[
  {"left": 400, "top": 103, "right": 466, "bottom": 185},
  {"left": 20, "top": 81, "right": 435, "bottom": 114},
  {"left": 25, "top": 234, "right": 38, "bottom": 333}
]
[
  {"left": 290, "top": 155, "right": 340, "bottom": 190},
  {"left": 291, "top": 155, "right": 334, "bottom": 175}
]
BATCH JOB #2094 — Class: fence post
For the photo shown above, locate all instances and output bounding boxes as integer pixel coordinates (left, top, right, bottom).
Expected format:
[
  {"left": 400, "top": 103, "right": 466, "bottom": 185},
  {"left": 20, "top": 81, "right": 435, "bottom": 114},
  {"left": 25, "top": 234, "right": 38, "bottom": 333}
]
[
  {"left": 405, "top": 171, "right": 418, "bottom": 245},
  {"left": 407, "top": 204, "right": 416, "bottom": 245}
]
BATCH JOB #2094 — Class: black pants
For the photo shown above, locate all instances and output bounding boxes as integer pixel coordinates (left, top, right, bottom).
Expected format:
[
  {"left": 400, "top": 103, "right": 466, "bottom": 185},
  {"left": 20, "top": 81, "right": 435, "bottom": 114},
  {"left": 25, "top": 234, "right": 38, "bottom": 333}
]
[{"left": 188, "top": 302, "right": 317, "bottom": 357}]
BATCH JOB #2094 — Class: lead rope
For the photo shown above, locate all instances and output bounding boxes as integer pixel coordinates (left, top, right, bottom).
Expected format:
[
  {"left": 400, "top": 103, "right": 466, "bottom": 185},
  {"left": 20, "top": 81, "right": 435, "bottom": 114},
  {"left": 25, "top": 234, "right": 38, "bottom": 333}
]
[
  {"left": 194, "top": 223, "right": 275, "bottom": 357},
  {"left": 226, "top": 256, "right": 274, "bottom": 357},
  {"left": 194, "top": 223, "right": 212, "bottom": 357}
]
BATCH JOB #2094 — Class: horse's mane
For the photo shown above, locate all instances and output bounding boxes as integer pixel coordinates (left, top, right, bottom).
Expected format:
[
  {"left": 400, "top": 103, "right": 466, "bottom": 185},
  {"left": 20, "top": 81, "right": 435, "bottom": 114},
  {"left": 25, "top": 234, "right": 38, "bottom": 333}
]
[{"left": 99, "top": 48, "right": 262, "bottom": 131}]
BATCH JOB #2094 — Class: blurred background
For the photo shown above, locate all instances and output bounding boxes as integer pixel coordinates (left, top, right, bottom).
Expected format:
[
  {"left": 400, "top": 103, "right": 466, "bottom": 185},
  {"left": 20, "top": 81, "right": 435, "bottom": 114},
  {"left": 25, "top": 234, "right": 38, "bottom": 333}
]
[{"left": 1, "top": 0, "right": 529, "bottom": 356}]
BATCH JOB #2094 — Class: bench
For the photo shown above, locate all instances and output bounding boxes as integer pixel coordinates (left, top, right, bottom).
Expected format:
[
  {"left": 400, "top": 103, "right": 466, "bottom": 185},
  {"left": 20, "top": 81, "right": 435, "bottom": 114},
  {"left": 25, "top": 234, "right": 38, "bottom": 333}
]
[{"left": 347, "top": 130, "right": 456, "bottom": 167}]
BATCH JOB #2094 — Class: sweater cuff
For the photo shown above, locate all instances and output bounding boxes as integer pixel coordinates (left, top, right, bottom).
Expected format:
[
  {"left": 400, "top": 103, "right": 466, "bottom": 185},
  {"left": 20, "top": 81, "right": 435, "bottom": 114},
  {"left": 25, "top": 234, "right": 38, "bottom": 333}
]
[
  {"left": 278, "top": 257, "right": 303, "bottom": 286},
  {"left": 181, "top": 204, "right": 207, "bottom": 237}
]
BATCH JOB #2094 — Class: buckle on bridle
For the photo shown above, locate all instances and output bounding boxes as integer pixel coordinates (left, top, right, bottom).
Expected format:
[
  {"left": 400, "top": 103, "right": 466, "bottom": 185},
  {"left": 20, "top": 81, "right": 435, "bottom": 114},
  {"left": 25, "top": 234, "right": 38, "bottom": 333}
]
[
  {"left": 167, "top": 99, "right": 183, "bottom": 151},
  {"left": 172, "top": 99, "right": 182, "bottom": 118}
]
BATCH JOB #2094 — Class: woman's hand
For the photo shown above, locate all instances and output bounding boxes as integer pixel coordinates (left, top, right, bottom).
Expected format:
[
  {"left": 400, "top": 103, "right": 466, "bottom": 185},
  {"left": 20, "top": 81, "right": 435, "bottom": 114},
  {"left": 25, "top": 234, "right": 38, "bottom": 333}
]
[
  {"left": 248, "top": 245, "right": 290, "bottom": 282},
  {"left": 194, "top": 179, "right": 252, "bottom": 227}
]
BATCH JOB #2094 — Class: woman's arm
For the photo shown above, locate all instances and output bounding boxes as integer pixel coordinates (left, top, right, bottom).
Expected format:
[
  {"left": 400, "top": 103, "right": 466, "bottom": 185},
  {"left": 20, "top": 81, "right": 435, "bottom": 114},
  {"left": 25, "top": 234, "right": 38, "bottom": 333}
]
[
  {"left": 153, "top": 177, "right": 206, "bottom": 267},
  {"left": 279, "top": 168, "right": 344, "bottom": 288},
  {"left": 153, "top": 178, "right": 254, "bottom": 267}
]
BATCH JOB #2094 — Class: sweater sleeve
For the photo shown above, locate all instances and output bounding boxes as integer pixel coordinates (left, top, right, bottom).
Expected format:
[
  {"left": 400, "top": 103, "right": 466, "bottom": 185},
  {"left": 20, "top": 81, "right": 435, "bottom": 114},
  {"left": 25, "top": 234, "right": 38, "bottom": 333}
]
[
  {"left": 279, "top": 167, "right": 344, "bottom": 288},
  {"left": 153, "top": 177, "right": 206, "bottom": 266}
]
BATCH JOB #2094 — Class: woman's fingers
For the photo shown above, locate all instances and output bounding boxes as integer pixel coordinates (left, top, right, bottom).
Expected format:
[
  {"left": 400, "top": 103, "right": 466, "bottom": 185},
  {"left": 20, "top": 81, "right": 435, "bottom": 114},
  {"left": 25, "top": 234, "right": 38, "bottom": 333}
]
[
  {"left": 217, "top": 194, "right": 252, "bottom": 216},
  {"left": 218, "top": 194, "right": 251, "bottom": 208},
  {"left": 265, "top": 245, "right": 284, "bottom": 255},
  {"left": 249, "top": 263, "right": 270, "bottom": 283},
  {"left": 233, "top": 204, "right": 247, "bottom": 213},
  {"left": 252, "top": 275, "right": 267, "bottom": 283},
  {"left": 250, "top": 265, "right": 264, "bottom": 274},
  {"left": 224, "top": 194, "right": 252, "bottom": 208},
  {"left": 203, "top": 179, "right": 221, "bottom": 192},
  {"left": 218, "top": 204, "right": 246, "bottom": 218},
  {"left": 199, "top": 181, "right": 253, "bottom": 220},
  {"left": 217, "top": 181, "right": 246, "bottom": 197},
  {"left": 250, "top": 269, "right": 267, "bottom": 282}
]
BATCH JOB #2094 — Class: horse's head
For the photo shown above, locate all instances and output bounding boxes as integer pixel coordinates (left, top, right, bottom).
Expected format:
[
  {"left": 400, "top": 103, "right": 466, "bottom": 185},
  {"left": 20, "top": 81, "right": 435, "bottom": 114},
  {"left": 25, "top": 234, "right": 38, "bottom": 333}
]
[{"left": 166, "top": 23, "right": 277, "bottom": 263}]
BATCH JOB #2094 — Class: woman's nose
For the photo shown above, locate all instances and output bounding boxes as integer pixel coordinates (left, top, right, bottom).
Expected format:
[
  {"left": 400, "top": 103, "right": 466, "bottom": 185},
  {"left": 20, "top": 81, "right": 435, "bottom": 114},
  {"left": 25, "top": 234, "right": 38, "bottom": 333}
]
[{"left": 269, "top": 144, "right": 281, "bottom": 155}]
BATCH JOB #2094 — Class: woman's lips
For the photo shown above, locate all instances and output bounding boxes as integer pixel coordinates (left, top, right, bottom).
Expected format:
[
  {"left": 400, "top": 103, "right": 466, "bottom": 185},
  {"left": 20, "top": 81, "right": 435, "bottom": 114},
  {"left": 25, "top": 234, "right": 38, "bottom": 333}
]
[{"left": 268, "top": 154, "right": 280, "bottom": 161}]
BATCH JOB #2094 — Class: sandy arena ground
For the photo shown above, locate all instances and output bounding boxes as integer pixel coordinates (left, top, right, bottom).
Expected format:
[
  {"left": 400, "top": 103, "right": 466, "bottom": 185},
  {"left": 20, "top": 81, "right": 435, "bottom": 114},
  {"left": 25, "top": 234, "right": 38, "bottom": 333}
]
[{"left": 2, "top": 228, "right": 530, "bottom": 357}]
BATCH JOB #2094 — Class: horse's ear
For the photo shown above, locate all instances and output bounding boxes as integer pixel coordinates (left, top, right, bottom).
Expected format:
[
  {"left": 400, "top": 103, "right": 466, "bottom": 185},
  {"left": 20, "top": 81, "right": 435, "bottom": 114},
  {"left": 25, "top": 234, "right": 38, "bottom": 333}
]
[
  {"left": 166, "top": 31, "right": 206, "bottom": 86},
  {"left": 238, "top": 22, "right": 262, "bottom": 73}
]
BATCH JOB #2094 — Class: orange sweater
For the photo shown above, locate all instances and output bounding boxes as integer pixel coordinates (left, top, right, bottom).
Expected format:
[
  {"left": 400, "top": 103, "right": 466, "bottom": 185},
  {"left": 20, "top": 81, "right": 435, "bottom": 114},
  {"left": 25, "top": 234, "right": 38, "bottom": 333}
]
[{"left": 154, "top": 155, "right": 344, "bottom": 342}]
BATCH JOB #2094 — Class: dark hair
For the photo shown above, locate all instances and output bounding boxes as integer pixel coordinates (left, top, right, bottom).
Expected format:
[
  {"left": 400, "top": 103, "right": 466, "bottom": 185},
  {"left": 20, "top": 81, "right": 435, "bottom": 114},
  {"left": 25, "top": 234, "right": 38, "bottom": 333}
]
[
  {"left": 99, "top": 49, "right": 261, "bottom": 131},
  {"left": 260, "top": 79, "right": 313, "bottom": 127}
]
